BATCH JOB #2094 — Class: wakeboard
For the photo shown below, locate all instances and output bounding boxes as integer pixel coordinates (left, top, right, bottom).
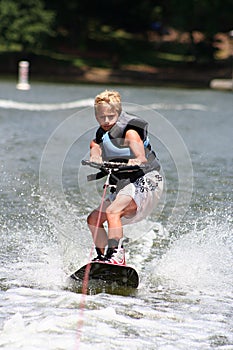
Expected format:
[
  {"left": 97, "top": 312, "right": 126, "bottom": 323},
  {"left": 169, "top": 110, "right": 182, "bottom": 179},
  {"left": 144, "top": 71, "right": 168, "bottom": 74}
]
[{"left": 70, "top": 262, "right": 139, "bottom": 288}]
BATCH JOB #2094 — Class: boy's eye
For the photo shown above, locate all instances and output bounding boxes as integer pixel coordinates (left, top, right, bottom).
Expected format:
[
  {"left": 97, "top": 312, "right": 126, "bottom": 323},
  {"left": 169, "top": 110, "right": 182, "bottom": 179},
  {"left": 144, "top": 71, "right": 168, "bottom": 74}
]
[{"left": 99, "top": 115, "right": 115, "bottom": 120}]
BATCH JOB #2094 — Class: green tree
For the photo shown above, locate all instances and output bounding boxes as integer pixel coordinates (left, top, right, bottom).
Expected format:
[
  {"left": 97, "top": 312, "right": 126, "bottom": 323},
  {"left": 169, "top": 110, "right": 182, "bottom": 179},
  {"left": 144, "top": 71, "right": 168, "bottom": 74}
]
[
  {"left": 168, "top": 0, "right": 233, "bottom": 34},
  {"left": 45, "top": 0, "right": 159, "bottom": 50},
  {"left": 166, "top": 0, "right": 233, "bottom": 61},
  {"left": 0, "top": 0, "right": 55, "bottom": 52}
]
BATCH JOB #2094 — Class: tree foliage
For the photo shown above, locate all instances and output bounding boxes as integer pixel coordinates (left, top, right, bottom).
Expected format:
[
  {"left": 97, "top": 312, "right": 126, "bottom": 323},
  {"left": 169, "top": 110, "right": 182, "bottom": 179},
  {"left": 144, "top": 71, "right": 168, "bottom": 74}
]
[
  {"left": 0, "top": 0, "right": 55, "bottom": 51},
  {"left": 0, "top": 0, "right": 232, "bottom": 61},
  {"left": 167, "top": 0, "right": 233, "bottom": 36}
]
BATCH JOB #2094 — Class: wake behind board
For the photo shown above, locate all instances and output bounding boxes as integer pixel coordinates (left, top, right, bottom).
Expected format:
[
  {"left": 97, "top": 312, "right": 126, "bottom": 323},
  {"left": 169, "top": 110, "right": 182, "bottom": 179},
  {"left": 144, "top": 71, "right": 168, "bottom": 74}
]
[{"left": 70, "top": 262, "right": 139, "bottom": 289}]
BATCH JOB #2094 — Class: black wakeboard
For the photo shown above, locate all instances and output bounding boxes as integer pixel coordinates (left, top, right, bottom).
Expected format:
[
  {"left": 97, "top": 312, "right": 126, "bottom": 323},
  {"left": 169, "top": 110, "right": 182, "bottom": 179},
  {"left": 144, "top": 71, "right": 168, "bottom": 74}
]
[{"left": 70, "top": 262, "right": 139, "bottom": 288}]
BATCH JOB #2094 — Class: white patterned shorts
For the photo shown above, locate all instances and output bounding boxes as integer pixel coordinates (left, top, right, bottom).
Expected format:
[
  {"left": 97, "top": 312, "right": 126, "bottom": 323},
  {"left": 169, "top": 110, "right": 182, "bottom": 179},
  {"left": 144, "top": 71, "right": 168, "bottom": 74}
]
[{"left": 117, "top": 170, "right": 163, "bottom": 225}]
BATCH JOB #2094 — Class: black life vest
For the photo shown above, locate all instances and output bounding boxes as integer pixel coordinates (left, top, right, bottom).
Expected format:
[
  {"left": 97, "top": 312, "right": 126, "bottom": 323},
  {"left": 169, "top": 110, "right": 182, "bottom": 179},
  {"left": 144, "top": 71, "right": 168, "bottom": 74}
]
[
  {"left": 96, "top": 111, "right": 151, "bottom": 160},
  {"left": 94, "top": 111, "right": 160, "bottom": 183}
]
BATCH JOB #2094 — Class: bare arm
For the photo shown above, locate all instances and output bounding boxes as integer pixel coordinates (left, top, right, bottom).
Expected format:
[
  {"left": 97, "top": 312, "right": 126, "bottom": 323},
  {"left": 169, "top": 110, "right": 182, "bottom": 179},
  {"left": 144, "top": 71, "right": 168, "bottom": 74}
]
[
  {"left": 124, "top": 129, "right": 147, "bottom": 165},
  {"left": 90, "top": 140, "right": 103, "bottom": 163}
]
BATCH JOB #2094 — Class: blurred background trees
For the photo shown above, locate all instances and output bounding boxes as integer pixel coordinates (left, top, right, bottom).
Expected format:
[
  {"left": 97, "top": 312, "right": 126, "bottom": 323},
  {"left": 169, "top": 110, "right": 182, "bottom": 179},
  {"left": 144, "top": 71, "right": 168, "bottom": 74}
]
[
  {"left": 0, "top": 0, "right": 232, "bottom": 69},
  {"left": 0, "top": 0, "right": 54, "bottom": 52}
]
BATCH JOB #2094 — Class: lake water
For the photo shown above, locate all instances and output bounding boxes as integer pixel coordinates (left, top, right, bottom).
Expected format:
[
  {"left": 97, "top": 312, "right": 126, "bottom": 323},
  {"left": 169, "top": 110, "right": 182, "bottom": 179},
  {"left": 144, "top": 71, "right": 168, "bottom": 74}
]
[{"left": 0, "top": 81, "right": 232, "bottom": 350}]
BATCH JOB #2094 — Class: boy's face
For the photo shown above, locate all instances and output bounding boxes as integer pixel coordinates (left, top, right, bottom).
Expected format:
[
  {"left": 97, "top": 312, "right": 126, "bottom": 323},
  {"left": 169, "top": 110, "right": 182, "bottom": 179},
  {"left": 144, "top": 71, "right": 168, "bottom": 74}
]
[{"left": 95, "top": 104, "right": 119, "bottom": 131}]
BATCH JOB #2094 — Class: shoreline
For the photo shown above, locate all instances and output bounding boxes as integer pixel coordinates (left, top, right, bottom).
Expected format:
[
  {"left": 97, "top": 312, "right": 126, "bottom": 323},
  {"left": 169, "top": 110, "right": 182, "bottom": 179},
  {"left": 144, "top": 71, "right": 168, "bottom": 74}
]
[
  {"left": 31, "top": 65, "right": 233, "bottom": 89},
  {"left": 1, "top": 63, "right": 232, "bottom": 89}
]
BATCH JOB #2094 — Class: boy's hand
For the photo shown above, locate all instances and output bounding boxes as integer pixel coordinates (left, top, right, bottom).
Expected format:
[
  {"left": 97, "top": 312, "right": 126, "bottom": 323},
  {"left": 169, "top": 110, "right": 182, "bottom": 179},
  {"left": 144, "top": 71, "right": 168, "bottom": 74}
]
[
  {"left": 127, "top": 158, "right": 142, "bottom": 166},
  {"left": 90, "top": 155, "right": 103, "bottom": 163}
]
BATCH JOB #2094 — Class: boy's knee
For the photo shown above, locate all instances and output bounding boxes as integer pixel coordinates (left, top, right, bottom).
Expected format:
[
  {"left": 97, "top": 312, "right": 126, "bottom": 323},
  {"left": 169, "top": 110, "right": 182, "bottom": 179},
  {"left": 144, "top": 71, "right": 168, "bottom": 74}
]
[
  {"left": 87, "top": 211, "right": 95, "bottom": 225},
  {"left": 105, "top": 206, "right": 119, "bottom": 220}
]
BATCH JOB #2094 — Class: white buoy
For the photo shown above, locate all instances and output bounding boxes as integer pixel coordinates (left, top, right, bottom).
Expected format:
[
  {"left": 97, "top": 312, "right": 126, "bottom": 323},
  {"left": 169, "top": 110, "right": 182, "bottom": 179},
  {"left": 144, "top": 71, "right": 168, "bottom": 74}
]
[
  {"left": 16, "top": 61, "right": 31, "bottom": 90},
  {"left": 210, "top": 79, "right": 233, "bottom": 91}
]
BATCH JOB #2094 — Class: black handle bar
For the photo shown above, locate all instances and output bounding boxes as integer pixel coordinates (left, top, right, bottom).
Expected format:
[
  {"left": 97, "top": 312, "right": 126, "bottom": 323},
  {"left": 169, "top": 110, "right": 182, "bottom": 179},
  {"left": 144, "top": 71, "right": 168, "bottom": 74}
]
[{"left": 81, "top": 159, "right": 144, "bottom": 173}]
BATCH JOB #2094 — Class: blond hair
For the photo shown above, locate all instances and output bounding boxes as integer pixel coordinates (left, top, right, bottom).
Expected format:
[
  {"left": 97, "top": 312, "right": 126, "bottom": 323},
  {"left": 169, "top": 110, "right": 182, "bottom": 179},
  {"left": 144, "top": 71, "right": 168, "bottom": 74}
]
[{"left": 94, "top": 90, "right": 122, "bottom": 115}]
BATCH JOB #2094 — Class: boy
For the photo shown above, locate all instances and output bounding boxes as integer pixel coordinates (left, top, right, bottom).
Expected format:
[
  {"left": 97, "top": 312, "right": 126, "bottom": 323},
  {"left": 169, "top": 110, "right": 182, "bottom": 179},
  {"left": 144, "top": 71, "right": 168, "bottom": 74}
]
[{"left": 87, "top": 90, "right": 163, "bottom": 265}]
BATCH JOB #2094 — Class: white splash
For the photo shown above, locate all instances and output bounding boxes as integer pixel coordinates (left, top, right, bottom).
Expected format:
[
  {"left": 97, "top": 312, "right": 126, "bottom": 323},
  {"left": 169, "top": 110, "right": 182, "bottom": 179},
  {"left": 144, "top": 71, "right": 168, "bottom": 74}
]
[
  {"left": 0, "top": 98, "right": 208, "bottom": 111},
  {"left": 152, "top": 218, "right": 233, "bottom": 293},
  {"left": 146, "top": 102, "right": 209, "bottom": 111},
  {"left": 0, "top": 98, "right": 94, "bottom": 111}
]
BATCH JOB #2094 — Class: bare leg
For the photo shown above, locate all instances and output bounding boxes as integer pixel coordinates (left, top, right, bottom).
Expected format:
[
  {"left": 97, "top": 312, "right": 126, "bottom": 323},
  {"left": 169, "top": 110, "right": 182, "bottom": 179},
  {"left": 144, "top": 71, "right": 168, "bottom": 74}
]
[
  {"left": 106, "top": 194, "right": 137, "bottom": 241},
  {"left": 87, "top": 200, "right": 110, "bottom": 253},
  {"left": 87, "top": 195, "right": 137, "bottom": 254}
]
